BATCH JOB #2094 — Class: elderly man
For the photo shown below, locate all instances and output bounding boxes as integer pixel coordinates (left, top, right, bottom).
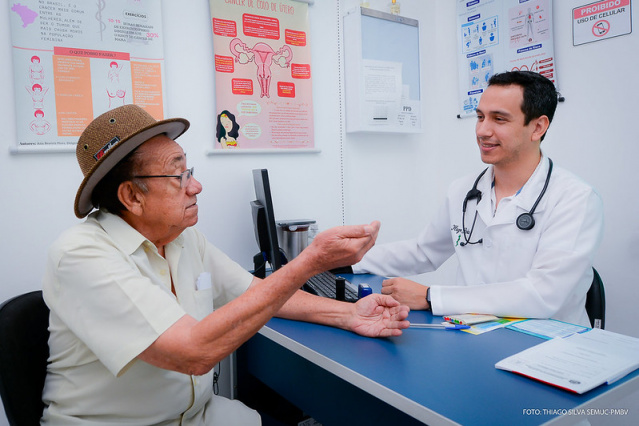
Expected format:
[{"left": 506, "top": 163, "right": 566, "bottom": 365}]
[{"left": 41, "top": 105, "right": 409, "bottom": 425}]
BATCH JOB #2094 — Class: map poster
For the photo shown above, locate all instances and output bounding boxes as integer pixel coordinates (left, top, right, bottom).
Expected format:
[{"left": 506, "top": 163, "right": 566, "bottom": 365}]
[
  {"left": 9, "top": 0, "right": 167, "bottom": 152},
  {"left": 210, "top": 0, "right": 314, "bottom": 151},
  {"left": 456, "top": 0, "right": 555, "bottom": 117}
]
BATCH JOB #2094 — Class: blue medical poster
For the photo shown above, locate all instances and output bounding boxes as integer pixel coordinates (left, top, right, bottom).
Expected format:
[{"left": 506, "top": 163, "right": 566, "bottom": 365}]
[{"left": 456, "top": 0, "right": 556, "bottom": 117}]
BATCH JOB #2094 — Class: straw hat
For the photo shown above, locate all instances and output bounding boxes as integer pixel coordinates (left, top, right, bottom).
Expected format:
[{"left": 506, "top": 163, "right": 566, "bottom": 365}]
[{"left": 74, "top": 104, "right": 190, "bottom": 218}]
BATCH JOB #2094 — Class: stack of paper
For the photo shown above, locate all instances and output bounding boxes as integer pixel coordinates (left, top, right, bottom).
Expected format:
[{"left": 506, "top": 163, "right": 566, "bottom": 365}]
[{"left": 495, "top": 328, "right": 639, "bottom": 394}]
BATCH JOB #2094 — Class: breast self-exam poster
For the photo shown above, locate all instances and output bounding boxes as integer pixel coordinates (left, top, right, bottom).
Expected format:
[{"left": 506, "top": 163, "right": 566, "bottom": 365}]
[{"left": 9, "top": 0, "right": 167, "bottom": 152}]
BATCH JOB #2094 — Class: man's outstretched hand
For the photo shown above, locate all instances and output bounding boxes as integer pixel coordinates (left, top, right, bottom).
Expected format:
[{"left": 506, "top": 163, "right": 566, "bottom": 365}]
[{"left": 348, "top": 293, "right": 410, "bottom": 337}]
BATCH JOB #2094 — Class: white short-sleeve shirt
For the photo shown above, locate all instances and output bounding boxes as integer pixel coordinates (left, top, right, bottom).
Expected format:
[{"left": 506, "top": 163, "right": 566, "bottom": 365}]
[{"left": 41, "top": 210, "right": 258, "bottom": 425}]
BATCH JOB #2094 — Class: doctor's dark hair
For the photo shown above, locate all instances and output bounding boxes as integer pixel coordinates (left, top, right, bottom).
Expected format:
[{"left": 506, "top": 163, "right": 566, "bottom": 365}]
[
  {"left": 215, "top": 110, "right": 240, "bottom": 142},
  {"left": 488, "top": 71, "right": 557, "bottom": 141}
]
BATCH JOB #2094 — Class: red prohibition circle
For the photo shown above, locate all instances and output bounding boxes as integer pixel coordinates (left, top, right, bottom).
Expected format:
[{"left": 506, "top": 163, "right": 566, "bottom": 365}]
[{"left": 592, "top": 20, "right": 610, "bottom": 37}]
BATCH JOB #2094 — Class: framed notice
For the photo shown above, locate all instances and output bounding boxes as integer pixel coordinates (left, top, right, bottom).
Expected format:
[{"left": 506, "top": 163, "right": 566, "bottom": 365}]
[
  {"left": 573, "top": 0, "right": 632, "bottom": 46},
  {"left": 209, "top": 0, "right": 315, "bottom": 152},
  {"left": 8, "top": 0, "right": 168, "bottom": 153}
]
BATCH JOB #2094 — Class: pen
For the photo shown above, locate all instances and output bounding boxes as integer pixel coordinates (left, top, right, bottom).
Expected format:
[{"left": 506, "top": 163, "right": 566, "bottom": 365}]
[{"left": 410, "top": 322, "right": 470, "bottom": 330}]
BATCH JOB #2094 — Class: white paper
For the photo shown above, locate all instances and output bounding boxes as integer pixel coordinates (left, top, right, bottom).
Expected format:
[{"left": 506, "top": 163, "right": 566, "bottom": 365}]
[
  {"left": 362, "top": 59, "right": 402, "bottom": 126},
  {"left": 496, "top": 328, "right": 639, "bottom": 394},
  {"left": 196, "top": 272, "right": 212, "bottom": 291}
]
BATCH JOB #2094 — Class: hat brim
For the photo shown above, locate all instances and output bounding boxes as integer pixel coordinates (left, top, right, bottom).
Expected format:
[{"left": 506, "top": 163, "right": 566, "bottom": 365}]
[{"left": 74, "top": 117, "right": 189, "bottom": 218}]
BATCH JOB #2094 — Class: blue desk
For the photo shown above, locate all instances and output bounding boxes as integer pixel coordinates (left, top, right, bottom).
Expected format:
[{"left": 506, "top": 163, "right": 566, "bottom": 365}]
[{"left": 237, "top": 274, "right": 639, "bottom": 425}]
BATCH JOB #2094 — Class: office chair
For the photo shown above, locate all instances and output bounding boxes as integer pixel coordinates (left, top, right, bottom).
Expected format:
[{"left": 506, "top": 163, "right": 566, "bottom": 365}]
[
  {"left": 0, "top": 291, "right": 50, "bottom": 426},
  {"left": 585, "top": 268, "right": 605, "bottom": 329}
]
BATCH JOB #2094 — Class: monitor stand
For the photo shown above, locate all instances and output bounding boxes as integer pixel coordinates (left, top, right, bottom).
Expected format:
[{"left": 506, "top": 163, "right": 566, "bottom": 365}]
[{"left": 252, "top": 249, "right": 288, "bottom": 278}]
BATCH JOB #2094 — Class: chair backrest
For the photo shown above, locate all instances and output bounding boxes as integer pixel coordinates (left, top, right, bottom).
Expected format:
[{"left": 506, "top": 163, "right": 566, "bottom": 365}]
[
  {"left": 585, "top": 268, "right": 606, "bottom": 329},
  {"left": 0, "top": 291, "right": 50, "bottom": 426}
]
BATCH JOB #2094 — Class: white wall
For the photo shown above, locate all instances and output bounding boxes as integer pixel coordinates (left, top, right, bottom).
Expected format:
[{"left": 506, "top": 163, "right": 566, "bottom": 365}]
[{"left": 0, "top": 0, "right": 637, "bottom": 423}]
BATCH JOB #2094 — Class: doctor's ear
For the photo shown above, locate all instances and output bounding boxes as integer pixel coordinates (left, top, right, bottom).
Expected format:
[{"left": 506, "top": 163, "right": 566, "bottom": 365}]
[{"left": 531, "top": 115, "right": 550, "bottom": 142}]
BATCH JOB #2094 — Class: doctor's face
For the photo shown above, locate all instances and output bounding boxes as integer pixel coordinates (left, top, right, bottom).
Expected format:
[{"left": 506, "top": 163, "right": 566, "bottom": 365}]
[{"left": 475, "top": 84, "right": 540, "bottom": 169}]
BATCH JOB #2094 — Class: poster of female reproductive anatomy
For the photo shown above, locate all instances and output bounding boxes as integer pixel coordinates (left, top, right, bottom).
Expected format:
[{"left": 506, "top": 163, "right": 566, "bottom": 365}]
[
  {"left": 210, "top": 0, "right": 314, "bottom": 151},
  {"left": 456, "top": 0, "right": 555, "bottom": 117},
  {"left": 9, "top": 0, "right": 166, "bottom": 152}
]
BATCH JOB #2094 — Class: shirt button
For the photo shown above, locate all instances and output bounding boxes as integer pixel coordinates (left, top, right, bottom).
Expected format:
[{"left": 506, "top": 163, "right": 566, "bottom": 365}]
[
  {"left": 484, "top": 239, "right": 492, "bottom": 248},
  {"left": 160, "top": 269, "right": 167, "bottom": 276}
]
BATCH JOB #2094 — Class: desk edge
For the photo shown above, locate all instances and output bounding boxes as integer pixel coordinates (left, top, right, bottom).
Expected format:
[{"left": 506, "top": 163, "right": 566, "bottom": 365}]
[{"left": 258, "top": 325, "right": 460, "bottom": 426}]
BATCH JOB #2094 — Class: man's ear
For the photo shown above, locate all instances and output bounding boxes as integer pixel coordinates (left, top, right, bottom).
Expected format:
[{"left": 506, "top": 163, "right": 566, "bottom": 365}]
[
  {"left": 118, "top": 181, "right": 145, "bottom": 216},
  {"left": 531, "top": 115, "right": 550, "bottom": 142}
]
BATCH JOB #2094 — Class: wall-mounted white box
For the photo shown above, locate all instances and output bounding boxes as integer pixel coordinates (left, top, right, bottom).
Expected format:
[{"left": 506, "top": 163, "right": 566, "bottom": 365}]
[{"left": 343, "top": 7, "right": 422, "bottom": 134}]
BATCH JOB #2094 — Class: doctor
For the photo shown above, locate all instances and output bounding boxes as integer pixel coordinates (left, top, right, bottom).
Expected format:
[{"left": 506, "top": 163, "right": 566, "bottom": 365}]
[{"left": 353, "top": 71, "right": 603, "bottom": 327}]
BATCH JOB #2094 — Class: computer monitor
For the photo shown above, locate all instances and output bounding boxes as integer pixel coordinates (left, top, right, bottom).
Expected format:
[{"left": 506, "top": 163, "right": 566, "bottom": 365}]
[{"left": 251, "top": 169, "right": 286, "bottom": 276}]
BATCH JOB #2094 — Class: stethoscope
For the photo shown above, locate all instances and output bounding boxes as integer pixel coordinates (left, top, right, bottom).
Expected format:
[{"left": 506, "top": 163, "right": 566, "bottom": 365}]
[{"left": 460, "top": 158, "right": 553, "bottom": 246}]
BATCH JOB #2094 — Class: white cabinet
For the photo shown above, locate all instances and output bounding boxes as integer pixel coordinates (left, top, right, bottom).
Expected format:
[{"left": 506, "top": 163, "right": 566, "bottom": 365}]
[{"left": 343, "top": 7, "right": 422, "bottom": 133}]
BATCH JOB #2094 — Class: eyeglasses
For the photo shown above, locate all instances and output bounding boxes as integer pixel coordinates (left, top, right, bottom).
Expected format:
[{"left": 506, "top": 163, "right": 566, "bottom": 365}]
[{"left": 133, "top": 167, "right": 194, "bottom": 189}]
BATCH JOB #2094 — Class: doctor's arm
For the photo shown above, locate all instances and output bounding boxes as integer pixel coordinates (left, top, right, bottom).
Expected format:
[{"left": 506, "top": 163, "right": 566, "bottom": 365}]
[
  {"left": 353, "top": 199, "right": 456, "bottom": 278},
  {"left": 381, "top": 278, "right": 430, "bottom": 310},
  {"left": 353, "top": 199, "right": 456, "bottom": 310}
]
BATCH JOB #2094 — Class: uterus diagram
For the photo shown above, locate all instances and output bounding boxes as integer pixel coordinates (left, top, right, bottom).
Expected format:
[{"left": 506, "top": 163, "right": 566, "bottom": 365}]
[{"left": 229, "top": 38, "right": 293, "bottom": 98}]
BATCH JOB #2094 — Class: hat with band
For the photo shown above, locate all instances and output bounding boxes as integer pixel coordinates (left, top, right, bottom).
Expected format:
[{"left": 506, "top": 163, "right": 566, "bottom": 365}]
[{"left": 74, "top": 104, "right": 190, "bottom": 218}]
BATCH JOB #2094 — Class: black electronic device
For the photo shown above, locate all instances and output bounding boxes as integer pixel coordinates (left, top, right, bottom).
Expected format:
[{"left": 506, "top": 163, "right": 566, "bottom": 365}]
[
  {"left": 335, "top": 276, "right": 346, "bottom": 301},
  {"left": 250, "top": 169, "right": 358, "bottom": 302},
  {"left": 251, "top": 169, "right": 286, "bottom": 277},
  {"left": 303, "top": 271, "right": 358, "bottom": 303}
]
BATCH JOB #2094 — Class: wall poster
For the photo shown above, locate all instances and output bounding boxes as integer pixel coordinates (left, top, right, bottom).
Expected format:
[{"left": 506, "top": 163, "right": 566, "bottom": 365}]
[
  {"left": 210, "top": 0, "right": 314, "bottom": 151},
  {"left": 456, "top": 0, "right": 556, "bottom": 117},
  {"left": 9, "top": 0, "right": 168, "bottom": 152},
  {"left": 573, "top": 0, "right": 632, "bottom": 46}
]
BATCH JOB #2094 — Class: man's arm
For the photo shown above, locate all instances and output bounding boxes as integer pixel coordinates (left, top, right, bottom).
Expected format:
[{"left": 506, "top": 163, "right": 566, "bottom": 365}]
[
  {"left": 138, "top": 222, "right": 383, "bottom": 375},
  {"left": 274, "top": 288, "right": 410, "bottom": 337}
]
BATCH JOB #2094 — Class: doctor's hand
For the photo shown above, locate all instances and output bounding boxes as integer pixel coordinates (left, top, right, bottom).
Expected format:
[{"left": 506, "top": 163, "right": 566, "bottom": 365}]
[
  {"left": 348, "top": 294, "right": 410, "bottom": 337},
  {"left": 381, "top": 278, "right": 429, "bottom": 310}
]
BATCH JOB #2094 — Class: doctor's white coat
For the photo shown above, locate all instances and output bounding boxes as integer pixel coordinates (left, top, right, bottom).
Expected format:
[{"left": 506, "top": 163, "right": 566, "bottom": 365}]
[{"left": 354, "top": 156, "right": 604, "bottom": 327}]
